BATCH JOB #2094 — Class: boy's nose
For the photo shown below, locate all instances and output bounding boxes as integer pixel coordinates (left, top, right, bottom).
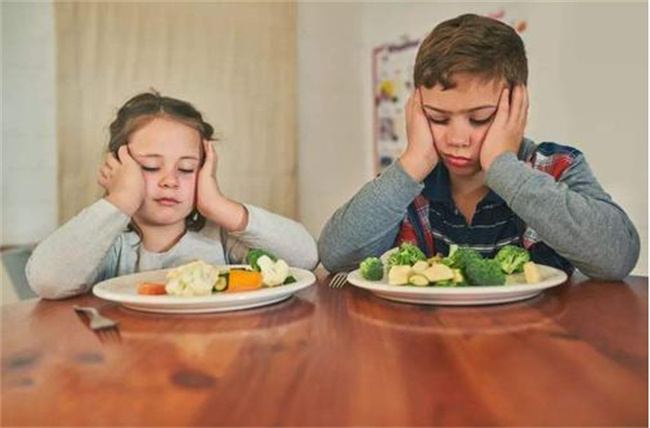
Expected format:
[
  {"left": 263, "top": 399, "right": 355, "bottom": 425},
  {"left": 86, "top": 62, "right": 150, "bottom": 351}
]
[{"left": 446, "top": 123, "right": 471, "bottom": 147}]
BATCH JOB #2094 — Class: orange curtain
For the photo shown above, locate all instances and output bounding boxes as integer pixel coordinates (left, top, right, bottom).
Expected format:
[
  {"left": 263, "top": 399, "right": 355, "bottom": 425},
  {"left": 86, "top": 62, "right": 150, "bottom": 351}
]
[{"left": 55, "top": 1, "right": 297, "bottom": 224}]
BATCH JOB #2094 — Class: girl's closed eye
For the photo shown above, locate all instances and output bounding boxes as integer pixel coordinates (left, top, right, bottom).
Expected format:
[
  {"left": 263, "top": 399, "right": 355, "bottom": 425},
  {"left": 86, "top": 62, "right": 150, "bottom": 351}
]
[
  {"left": 141, "top": 165, "right": 160, "bottom": 172},
  {"left": 178, "top": 167, "right": 196, "bottom": 174}
]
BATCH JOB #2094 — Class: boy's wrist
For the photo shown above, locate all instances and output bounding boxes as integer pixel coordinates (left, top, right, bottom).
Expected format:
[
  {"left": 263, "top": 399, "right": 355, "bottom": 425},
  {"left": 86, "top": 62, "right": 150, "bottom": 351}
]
[{"left": 399, "top": 151, "right": 436, "bottom": 183}]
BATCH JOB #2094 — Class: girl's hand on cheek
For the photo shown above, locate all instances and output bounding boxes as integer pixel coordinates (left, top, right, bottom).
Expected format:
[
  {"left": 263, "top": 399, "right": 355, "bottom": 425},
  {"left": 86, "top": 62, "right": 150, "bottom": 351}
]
[
  {"left": 399, "top": 88, "right": 439, "bottom": 182},
  {"left": 99, "top": 145, "right": 145, "bottom": 216},
  {"left": 196, "top": 139, "right": 223, "bottom": 218},
  {"left": 196, "top": 140, "right": 249, "bottom": 232},
  {"left": 480, "top": 85, "right": 528, "bottom": 171}
]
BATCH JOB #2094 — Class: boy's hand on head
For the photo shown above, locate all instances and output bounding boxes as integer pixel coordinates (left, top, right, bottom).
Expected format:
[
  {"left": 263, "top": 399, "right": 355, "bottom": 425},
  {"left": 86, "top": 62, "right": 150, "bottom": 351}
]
[
  {"left": 399, "top": 89, "right": 439, "bottom": 183},
  {"left": 480, "top": 85, "right": 528, "bottom": 171},
  {"left": 100, "top": 145, "right": 145, "bottom": 216},
  {"left": 196, "top": 140, "right": 249, "bottom": 232}
]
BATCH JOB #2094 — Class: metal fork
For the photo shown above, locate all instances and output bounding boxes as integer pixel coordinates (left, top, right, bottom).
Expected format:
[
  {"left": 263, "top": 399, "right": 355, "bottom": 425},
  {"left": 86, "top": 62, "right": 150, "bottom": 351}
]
[
  {"left": 328, "top": 272, "right": 349, "bottom": 288},
  {"left": 74, "top": 306, "right": 121, "bottom": 343}
]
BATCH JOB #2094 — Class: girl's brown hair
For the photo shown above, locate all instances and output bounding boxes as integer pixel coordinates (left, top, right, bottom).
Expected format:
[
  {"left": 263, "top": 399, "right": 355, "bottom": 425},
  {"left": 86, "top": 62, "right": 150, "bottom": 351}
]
[
  {"left": 108, "top": 90, "right": 215, "bottom": 232},
  {"left": 414, "top": 14, "right": 528, "bottom": 90}
]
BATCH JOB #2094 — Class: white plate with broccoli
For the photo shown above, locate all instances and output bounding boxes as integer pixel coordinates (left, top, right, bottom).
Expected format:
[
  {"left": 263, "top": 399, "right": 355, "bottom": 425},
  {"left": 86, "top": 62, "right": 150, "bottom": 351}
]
[
  {"left": 346, "top": 244, "right": 568, "bottom": 306},
  {"left": 93, "top": 263, "right": 316, "bottom": 314}
]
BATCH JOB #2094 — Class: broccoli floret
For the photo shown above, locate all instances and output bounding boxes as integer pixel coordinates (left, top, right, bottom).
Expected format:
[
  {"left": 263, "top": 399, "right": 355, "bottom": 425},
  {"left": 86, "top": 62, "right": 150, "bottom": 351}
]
[
  {"left": 360, "top": 257, "right": 384, "bottom": 281},
  {"left": 464, "top": 258, "right": 506, "bottom": 286},
  {"left": 387, "top": 242, "right": 426, "bottom": 268},
  {"left": 246, "top": 249, "right": 276, "bottom": 272},
  {"left": 495, "top": 245, "right": 531, "bottom": 274},
  {"left": 446, "top": 247, "right": 483, "bottom": 270}
]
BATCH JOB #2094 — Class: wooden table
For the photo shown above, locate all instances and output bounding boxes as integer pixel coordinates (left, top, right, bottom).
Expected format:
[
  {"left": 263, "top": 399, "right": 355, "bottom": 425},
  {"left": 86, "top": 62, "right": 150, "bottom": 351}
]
[{"left": 2, "top": 271, "right": 647, "bottom": 427}]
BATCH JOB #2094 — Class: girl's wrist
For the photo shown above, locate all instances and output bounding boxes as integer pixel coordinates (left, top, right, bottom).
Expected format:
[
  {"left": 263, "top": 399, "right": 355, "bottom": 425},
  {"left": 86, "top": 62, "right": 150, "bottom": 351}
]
[{"left": 201, "top": 194, "right": 249, "bottom": 233}]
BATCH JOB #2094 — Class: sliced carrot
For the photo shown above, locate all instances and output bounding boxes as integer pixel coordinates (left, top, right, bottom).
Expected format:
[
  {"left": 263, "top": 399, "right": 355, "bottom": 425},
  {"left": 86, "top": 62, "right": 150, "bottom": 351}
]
[
  {"left": 227, "top": 270, "right": 263, "bottom": 292},
  {"left": 137, "top": 282, "right": 167, "bottom": 295}
]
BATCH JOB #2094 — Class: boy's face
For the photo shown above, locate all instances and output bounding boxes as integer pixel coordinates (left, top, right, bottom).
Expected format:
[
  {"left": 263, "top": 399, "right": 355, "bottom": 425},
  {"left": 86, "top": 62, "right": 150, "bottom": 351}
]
[{"left": 419, "top": 73, "right": 506, "bottom": 177}]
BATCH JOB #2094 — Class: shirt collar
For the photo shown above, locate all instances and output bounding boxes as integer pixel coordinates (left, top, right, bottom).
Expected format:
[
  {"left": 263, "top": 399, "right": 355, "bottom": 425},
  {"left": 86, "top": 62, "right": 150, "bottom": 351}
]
[{"left": 422, "top": 163, "right": 505, "bottom": 207}]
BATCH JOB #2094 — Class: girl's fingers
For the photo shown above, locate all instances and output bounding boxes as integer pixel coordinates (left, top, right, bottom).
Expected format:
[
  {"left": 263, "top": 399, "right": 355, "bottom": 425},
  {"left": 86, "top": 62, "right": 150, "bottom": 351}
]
[
  {"left": 105, "top": 152, "right": 120, "bottom": 170},
  {"left": 202, "top": 140, "right": 217, "bottom": 175}
]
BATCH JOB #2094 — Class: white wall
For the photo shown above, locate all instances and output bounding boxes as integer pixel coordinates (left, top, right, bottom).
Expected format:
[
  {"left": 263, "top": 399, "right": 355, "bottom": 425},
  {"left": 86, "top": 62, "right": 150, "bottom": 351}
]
[
  {"left": 2, "top": 1, "right": 57, "bottom": 246},
  {"left": 298, "top": 2, "right": 648, "bottom": 275}
]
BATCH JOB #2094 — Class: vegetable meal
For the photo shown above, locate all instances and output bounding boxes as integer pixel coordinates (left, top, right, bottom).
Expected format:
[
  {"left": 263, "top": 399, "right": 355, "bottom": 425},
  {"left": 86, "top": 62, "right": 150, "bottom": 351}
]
[
  {"left": 137, "top": 249, "right": 297, "bottom": 296},
  {"left": 359, "top": 243, "right": 542, "bottom": 287}
]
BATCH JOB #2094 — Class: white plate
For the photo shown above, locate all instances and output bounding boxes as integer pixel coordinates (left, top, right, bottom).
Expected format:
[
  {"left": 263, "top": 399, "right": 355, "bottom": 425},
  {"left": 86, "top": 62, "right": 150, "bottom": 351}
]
[
  {"left": 93, "top": 265, "right": 316, "bottom": 314},
  {"left": 346, "top": 264, "right": 567, "bottom": 306}
]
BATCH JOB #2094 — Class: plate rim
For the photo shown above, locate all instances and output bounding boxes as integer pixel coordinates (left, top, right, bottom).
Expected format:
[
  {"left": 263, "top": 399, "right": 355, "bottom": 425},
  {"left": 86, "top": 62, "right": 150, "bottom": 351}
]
[
  {"left": 346, "top": 264, "right": 567, "bottom": 302},
  {"left": 92, "top": 265, "right": 316, "bottom": 310}
]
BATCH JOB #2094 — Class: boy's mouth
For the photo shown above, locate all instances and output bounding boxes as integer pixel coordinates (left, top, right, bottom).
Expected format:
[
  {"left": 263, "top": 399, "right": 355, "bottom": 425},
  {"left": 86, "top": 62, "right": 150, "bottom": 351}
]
[
  {"left": 155, "top": 197, "right": 181, "bottom": 206},
  {"left": 444, "top": 154, "right": 472, "bottom": 167}
]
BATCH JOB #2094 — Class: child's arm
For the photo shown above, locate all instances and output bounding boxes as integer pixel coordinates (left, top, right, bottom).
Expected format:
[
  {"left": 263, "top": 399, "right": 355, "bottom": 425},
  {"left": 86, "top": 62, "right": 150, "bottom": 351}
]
[
  {"left": 487, "top": 150, "right": 640, "bottom": 280},
  {"left": 318, "top": 90, "right": 435, "bottom": 273},
  {"left": 25, "top": 199, "right": 130, "bottom": 299},
  {"left": 318, "top": 161, "right": 424, "bottom": 272},
  {"left": 221, "top": 204, "right": 319, "bottom": 270},
  {"left": 195, "top": 140, "right": 317, "bottom": 269}
]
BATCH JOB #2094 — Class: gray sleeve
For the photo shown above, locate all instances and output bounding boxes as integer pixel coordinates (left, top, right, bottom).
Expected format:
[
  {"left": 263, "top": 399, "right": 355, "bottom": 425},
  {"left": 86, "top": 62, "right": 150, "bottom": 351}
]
[
  {"left": 223, "top": 204, "right": 319, "bottom": 270},
  {"left": 318, "top": 161, "right": 424, "bottom": 273},
  {"left": 25, "top": 199, "right": 130, "bottom": 299},
  {"left": 486, "top": 152, "right": 640, "bottom": 280}
]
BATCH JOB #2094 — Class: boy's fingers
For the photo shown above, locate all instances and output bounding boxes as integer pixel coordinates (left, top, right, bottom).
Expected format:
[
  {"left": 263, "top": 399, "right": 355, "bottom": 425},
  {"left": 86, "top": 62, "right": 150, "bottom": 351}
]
[
  {"left": 493, "top": 87, "right": 509, "bottom": 126},
  {"left": 510, "top": 85, "right": 524, "bottom": 124}
]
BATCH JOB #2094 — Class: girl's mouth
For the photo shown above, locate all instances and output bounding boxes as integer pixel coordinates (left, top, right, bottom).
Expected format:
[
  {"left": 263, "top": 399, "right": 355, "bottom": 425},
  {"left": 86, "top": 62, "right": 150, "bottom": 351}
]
[
  {"left": 444, "top": 155, "right": 472, "bottom": 168},
  {"left": 155, "top": 197, "right": 180, "bottom": 206}
]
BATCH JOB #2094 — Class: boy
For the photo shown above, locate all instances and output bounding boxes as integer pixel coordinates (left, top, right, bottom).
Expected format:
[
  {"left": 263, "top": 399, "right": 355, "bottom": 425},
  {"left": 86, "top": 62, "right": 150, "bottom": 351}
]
[{"left": 318, "top": 13, "right": 639, "bottom": 280}]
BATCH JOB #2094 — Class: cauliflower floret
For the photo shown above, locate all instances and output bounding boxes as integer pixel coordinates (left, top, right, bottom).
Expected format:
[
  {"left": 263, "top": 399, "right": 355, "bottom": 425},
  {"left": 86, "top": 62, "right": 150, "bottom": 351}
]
[
  {"left": 165, "top": 260, "right": 220, "bottom": 297},
  {"left": 257, "top": 255, "right": 290, "bottom": 287}
]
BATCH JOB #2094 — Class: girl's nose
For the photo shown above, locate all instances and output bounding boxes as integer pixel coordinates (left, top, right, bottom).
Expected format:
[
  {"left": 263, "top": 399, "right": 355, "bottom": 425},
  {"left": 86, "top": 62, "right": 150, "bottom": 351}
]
[{"left": 159, "top": 171, "right": 179, "bottom": 188}]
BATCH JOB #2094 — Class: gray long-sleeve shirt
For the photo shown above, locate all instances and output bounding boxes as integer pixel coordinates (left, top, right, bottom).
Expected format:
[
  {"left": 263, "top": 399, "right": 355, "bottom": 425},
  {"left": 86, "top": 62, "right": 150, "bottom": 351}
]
[
  {"left": 318, "top": 140, "right": 640, "bottom": 280},
  {"left": 27, "top": 199, "right": 319, "bottom": 299}
]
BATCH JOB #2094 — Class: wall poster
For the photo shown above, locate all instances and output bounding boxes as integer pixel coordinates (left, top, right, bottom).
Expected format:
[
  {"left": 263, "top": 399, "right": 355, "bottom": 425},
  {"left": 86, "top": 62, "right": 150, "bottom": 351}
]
[{"left": 372, "top": 37, "right": 420, "bottom": 175}]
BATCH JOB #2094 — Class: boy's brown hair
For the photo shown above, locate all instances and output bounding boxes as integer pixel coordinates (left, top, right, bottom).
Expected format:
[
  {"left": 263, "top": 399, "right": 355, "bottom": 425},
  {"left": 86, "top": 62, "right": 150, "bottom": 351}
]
[{"left": 414, "top": 13, "right": 528, "bottom": 90}]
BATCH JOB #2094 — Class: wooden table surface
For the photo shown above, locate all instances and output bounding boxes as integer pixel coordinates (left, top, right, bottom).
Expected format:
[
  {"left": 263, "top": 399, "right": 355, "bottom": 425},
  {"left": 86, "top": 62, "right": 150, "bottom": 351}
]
[{"left": 2, "top": 270, "right": 647, "bottom": 427}]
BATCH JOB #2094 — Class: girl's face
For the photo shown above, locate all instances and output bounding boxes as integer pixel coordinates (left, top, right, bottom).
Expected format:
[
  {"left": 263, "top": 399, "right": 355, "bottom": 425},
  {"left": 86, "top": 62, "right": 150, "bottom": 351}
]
[
  {"left": 419, "top": 73, "right": 505, "bottom": 178},
  {"left": 128, "top": 117, "right": 202, "bottom": 228}
]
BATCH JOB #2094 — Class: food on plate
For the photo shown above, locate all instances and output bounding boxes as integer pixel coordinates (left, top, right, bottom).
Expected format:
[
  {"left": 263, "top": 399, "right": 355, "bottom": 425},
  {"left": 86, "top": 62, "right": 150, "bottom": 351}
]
[
  {"left": 165, "top": 260, "right": 221, "bottom": 297},
  {"left": 386, "top": 242, "right": 426, "bottom": 269},
  {"left": 360, "top": 257, "right": 384, "bottom": 281},
  {"left": 137, "top": 282, "right": 167, "bottom": 295},
  {"left": 494, "top": 245, "right": 531, "bottom": 274},
  {"left": 359, "top": 243, "right": 543, "bottom": 287},
  {"left": 523, "top": 261, "right": 541, "bottom": 283},
  {"left": 227, "top": 269, "right": 263, "bottom": 292},
  {"left": 136, "top": 249, "right": 299, "bottom": 296}
]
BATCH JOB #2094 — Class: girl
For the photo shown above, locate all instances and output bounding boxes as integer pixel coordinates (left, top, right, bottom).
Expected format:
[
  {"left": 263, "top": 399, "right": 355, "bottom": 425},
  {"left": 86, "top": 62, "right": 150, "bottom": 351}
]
[{"left": 27, "top": 91, "right": 318, "bottom": 299}]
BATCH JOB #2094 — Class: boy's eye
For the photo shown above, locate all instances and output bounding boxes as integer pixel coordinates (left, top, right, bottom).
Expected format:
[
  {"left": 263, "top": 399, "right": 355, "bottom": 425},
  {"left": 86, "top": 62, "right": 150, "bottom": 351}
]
[
  {"left": 470, "top": 115, "right": 494, "bottom": 126},
  {"left": 427, "top": 116, "right": 449, "bottom": 125}
]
